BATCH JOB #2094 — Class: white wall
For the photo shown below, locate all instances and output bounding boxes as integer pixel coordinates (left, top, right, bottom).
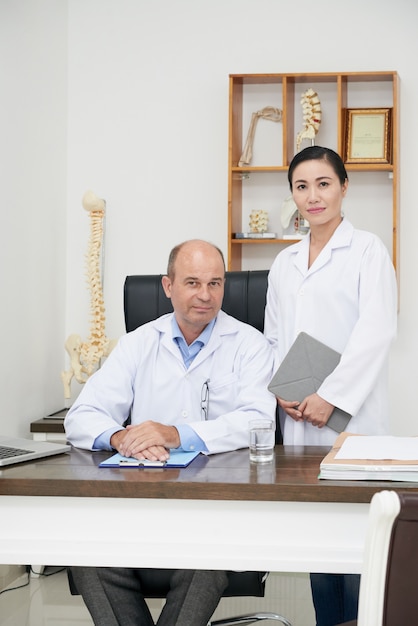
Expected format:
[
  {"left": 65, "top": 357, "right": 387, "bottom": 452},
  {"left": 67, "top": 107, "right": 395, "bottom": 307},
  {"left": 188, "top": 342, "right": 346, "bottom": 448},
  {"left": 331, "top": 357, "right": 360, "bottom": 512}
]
[
  {"left": 0, "top": 0, "right": 67, "bottom": 433},
  {"left": 1, "top": 0, "right": 418, "bottom": 438}
]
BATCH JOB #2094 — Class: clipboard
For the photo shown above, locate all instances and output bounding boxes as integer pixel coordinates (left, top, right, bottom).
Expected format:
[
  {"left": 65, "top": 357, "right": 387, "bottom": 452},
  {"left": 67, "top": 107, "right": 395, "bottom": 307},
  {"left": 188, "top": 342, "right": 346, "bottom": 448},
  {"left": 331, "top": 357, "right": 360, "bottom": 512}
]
[
  {"left": 268, "top": 332, "right": 351, "bottom": 433},
  {"left": 99, "top": 449, "right": 200, "bottom": 468}
]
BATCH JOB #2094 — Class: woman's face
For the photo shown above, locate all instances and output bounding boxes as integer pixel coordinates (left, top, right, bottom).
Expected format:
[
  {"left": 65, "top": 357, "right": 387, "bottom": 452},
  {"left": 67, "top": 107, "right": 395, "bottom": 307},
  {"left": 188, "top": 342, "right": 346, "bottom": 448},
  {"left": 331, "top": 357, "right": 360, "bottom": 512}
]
[{"left": 291, "top": 158, "right": 348, "bottom": 229}]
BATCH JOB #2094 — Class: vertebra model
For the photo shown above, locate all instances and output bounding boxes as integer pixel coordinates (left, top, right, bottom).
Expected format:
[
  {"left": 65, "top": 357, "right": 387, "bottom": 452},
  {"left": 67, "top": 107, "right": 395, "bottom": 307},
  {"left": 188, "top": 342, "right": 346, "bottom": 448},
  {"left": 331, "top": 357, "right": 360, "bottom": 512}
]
[
  {"left": 61, "top": 191, "right": 116, "bottom": 400},
  {"left": 296, "top": 88, "right": 322, "bottom": 152}
]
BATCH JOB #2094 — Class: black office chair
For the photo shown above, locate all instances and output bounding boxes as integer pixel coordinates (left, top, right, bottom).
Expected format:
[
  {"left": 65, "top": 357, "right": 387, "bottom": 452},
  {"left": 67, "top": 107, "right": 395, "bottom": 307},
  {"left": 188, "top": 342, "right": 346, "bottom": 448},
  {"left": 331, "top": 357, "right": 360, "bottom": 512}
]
[
  {"left": 124, "top": 270, "right": 282, "bottom": 445},
  {"left": 123, "top": 270, "right": 283, "bottom": 444},
  {"left": 69, "top": 270, "right": 289, "bottom": 625},
  {"left": 123, "top": 270, "right": 286, "bottom": 625},
  {"left": 124, "top": 270, "right": 269, "bottom": 335}
]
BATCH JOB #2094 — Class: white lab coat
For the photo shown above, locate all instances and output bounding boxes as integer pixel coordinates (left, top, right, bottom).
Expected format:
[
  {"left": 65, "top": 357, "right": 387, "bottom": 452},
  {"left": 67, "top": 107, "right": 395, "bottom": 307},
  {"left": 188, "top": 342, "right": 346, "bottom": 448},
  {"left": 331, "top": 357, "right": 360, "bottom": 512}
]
[
  {"left": 65, "top": 310, "right": 276, "bottom": 454},
  {"left": 264, "top": 219, "right": 397, "bottom": 446}
]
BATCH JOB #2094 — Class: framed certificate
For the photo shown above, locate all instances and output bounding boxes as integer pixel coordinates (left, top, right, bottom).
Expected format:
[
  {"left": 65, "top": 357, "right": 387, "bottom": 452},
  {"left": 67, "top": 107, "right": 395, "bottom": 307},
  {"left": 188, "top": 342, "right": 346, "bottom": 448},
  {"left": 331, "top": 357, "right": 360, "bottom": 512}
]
[{"left": 344, "top": 108, "right": 392, "bottom": 164}]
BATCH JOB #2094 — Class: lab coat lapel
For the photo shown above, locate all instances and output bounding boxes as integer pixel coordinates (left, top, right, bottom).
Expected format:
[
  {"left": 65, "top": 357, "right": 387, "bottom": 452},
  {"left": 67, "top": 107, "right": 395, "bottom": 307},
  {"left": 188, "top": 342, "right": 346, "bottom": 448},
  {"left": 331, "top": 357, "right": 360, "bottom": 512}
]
[
  {"left": 293, "top": 219, "right": 354, "bottom": 275},
  {"left": 292, "top": 238, "right": 310, "bottom": 276},
  {"left": 309, "top": 219, "right": 353, "bottom": 273},
  {"left": 154, "top": 314, "right": 186, "bottom": 363},
  {"left": 155, "top": 311, "right": 238, "bottom": 371}
]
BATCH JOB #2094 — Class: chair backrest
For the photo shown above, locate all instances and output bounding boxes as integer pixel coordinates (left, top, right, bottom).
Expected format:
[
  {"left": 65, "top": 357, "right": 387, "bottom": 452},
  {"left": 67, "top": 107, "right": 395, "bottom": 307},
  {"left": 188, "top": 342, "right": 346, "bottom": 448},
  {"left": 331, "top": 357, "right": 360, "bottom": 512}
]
[
  {"left": 124, "top": 270, "right": 269, "bottom": 334},
  {"left": 123, "top": 269, "right": 282, "bottom": 444},
  {"left": 354, "top": 490, "right": 418, "bottom": 626}
]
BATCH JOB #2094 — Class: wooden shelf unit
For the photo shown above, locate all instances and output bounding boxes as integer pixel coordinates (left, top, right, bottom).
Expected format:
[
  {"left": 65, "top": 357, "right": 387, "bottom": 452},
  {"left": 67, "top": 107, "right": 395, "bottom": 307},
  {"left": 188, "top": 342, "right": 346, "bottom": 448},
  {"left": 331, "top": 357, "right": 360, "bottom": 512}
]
[{"left": 227, "top": 71, "right": 399, "bottom": 274}]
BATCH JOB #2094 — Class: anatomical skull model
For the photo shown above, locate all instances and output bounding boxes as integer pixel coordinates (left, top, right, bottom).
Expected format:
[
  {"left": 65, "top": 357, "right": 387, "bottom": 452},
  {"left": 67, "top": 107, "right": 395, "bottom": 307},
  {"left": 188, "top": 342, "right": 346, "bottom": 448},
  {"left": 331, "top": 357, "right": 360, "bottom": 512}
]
[
  {"left": 61, "top": 191, "right": 117, "bottom": 400},
  {"left": 296, "top": 88, "right": 322, "bottom": 152}
]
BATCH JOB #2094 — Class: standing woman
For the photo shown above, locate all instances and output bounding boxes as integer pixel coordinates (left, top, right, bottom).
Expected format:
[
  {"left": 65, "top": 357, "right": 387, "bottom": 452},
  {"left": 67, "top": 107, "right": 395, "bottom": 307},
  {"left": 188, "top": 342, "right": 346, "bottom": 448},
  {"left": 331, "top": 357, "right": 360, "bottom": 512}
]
[{"left": 264, "top": 146, "right": 397, "bottom": 626}]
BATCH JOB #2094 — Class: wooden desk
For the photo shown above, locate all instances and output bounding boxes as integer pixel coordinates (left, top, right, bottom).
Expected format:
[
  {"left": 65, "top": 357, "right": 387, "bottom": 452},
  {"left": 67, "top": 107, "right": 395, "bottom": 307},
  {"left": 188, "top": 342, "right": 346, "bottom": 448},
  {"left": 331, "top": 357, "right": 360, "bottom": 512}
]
[{"left": 1, "top": 446, "right": 417, "bottom": 574}]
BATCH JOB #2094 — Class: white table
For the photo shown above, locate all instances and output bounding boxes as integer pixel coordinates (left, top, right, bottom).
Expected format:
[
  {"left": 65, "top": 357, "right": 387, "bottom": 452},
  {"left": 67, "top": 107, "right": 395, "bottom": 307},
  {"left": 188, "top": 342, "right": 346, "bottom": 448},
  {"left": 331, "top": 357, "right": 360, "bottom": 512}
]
[
  {"left": 0, "top": 495, "right": 367, "bottom": 573},
  {"left": 1, "top": 446, "right": 408, "bottom": 574}
]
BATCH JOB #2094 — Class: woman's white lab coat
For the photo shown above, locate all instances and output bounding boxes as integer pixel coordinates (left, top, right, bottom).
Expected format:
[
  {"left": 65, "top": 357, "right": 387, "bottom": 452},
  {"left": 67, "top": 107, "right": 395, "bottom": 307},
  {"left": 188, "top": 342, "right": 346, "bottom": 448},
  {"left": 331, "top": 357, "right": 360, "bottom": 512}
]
[
  {"left": 65, "top": 310, "right": 276, "bottom": 454},
  {"left": 264, "top": 219, "right": 397, "bottom": 446}
]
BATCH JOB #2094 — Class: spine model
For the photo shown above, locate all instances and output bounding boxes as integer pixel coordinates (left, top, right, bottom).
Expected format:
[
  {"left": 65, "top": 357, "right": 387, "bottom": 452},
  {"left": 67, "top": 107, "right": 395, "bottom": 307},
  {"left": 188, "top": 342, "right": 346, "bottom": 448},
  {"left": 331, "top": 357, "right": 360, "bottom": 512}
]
[
  {"left": 61, "top": 191, "right": 116, "bottom": 400},
  {"left": 296, "top": 88, "right": 322, "bottom": 152}
]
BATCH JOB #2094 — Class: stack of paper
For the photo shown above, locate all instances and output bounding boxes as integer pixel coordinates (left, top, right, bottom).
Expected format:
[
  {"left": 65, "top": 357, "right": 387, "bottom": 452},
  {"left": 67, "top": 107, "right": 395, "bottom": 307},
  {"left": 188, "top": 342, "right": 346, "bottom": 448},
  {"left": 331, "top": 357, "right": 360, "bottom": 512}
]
[{"left": 319, "top": 432, "right": 418, "bottom": 482}]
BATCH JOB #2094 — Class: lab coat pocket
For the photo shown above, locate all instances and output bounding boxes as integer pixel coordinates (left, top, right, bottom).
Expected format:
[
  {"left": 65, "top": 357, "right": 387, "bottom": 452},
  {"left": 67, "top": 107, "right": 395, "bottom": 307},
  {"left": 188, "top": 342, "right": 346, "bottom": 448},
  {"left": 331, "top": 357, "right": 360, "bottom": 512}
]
[{"left": 207, "top": 373, "right": 239, "bottom": 419}]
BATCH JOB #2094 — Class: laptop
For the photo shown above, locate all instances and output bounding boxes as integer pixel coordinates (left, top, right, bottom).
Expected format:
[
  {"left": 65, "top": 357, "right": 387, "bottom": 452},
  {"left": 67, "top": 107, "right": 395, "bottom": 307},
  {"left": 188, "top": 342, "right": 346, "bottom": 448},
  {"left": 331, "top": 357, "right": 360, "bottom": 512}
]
[{"left": 0, "top": 435, "right": 70, "bottom": 467}]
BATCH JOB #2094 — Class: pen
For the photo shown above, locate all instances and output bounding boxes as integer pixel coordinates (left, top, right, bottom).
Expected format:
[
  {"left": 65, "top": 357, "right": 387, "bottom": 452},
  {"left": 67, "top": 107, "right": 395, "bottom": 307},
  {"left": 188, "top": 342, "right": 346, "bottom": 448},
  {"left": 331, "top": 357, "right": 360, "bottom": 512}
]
[{"left": 119, "top": 459, "right": 166, "bottom": 467}]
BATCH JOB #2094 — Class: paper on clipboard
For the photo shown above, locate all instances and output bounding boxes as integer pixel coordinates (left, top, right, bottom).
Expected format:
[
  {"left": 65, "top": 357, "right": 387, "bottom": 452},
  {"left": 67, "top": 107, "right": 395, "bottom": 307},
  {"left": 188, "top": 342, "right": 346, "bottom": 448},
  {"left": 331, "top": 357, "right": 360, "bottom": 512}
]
[{"left": 99, "top": 449, "right": 200, "bottom": 468}]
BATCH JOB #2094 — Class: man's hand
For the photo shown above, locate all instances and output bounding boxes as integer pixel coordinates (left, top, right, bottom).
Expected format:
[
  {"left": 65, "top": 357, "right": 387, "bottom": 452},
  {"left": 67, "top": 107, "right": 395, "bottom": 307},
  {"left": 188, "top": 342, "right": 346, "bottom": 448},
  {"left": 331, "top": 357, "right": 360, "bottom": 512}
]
[{"left": 110, "top": 421, "right": 181, "bottom": 461}]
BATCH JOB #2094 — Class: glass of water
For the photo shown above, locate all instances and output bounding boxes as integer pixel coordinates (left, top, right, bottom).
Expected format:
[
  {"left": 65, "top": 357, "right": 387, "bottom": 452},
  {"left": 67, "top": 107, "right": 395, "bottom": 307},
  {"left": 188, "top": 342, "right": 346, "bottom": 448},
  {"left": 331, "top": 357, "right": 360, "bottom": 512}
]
[{"left": 249, "top": 419, "right": 275, "bottom": 463}]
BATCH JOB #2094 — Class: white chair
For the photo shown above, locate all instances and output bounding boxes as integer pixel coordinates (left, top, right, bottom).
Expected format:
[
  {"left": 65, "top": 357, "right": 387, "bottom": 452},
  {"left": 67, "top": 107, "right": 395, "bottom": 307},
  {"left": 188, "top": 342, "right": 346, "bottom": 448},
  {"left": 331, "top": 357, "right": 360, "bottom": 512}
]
[{"left": 339, "top": 489, "right": 418, "bottom": 626}]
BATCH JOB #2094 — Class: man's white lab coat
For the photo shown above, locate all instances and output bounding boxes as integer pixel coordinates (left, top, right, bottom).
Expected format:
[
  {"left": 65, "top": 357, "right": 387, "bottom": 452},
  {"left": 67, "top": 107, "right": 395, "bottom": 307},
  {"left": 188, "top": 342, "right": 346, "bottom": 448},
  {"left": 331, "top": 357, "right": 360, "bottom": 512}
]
[{"left": 65, "top": 310, "right": 276, "bottom": 454}]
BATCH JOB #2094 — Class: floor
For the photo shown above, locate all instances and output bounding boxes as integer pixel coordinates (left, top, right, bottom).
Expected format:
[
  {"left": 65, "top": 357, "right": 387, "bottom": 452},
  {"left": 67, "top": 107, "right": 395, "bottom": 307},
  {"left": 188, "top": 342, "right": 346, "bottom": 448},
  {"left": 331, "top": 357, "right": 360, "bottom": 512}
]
[{"left": 0, "top": 567, "right": 316, "bottom": 625}]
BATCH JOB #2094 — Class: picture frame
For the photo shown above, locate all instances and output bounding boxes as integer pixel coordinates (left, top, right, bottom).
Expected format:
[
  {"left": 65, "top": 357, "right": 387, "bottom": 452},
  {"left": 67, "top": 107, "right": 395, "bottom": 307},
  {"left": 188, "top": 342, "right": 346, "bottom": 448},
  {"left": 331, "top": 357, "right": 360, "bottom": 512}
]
[{"left": 344, "top": 108, "right": 392, "bottom": 164}]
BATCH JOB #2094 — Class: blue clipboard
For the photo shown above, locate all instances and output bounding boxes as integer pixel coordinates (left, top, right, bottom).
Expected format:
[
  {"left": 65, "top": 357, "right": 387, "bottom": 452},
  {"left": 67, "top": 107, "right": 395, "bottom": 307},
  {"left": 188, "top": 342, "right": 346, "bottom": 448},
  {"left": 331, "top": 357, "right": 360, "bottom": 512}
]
[{"left": 99, "top": 449, "right": 200, "bottom": 468}]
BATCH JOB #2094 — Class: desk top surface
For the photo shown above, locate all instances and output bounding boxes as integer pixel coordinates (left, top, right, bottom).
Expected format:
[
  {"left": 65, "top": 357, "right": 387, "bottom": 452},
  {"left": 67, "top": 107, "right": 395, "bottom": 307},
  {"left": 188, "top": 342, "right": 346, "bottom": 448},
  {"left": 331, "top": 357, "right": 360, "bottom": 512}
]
[{"left": 1, "top": 445, "right": 418, "bottom": 503}]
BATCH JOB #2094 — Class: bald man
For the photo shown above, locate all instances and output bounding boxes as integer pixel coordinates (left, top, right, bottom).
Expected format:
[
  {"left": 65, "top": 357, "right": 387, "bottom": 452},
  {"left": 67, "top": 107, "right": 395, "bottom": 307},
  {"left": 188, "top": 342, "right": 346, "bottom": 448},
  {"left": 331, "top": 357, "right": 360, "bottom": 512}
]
[{"left": 66, "top": 239, "right": 276, "bottom": 626}]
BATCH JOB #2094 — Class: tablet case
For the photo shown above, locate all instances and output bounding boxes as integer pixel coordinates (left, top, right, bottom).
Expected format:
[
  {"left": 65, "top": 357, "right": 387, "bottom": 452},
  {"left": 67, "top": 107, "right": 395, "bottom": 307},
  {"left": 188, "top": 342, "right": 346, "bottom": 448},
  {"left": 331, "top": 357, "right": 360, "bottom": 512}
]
[{"left": 268, "top": 332, "right": 351, "bottom": 433}]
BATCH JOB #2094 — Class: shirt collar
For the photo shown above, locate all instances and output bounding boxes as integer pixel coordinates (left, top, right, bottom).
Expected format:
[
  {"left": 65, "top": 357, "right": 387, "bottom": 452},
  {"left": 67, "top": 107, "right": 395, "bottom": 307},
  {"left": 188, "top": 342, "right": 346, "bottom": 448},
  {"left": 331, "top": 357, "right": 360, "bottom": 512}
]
[
  {"left": 171, "top": 316, "right": 216, "bottom": 368},
  {"left": 171, "top": 315, "right": 216, "bottom": 345}
]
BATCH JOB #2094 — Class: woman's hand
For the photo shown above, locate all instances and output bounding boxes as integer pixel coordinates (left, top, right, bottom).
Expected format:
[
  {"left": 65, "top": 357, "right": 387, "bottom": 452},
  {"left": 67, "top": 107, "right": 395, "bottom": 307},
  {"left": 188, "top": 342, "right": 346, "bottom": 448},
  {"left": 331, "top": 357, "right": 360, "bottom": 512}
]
[
  {"left": 277, "top": 394, "right": 334, "bottom": 428},
  {"left": 299, "top": 393, "right": 334, "bottom": 428}
]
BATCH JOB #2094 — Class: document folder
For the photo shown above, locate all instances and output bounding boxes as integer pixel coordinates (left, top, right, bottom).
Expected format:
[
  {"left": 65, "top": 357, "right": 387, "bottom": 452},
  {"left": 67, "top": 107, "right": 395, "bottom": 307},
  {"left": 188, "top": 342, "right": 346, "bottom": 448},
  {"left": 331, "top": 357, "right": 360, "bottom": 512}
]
[
  {"left": 268, "top": 332, "right": 351, "bottom": 433},
  {"left": 99, "top": 449, "right": 200, "bottom": 468},
  {"left": 319, "top": 432, "right": 418, "bottom": 481}
]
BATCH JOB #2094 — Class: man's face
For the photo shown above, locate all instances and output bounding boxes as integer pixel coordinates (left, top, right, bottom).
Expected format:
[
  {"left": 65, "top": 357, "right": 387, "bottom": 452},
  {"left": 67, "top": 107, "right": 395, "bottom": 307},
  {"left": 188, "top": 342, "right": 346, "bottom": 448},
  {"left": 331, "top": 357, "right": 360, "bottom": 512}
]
[{"left": 162, "top": 242, "right": 225, "bottom": 342}]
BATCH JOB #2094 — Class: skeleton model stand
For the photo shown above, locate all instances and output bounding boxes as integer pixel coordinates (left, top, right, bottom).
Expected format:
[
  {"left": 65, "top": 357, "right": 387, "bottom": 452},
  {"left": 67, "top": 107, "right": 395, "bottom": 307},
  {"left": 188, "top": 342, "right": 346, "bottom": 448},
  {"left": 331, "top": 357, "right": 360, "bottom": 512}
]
[
  {"left": 61, "top": 191, "right": 117, "bottom": 400},
  {"left": 296, "top": 88, "right": 322, "bottom": 152}
]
